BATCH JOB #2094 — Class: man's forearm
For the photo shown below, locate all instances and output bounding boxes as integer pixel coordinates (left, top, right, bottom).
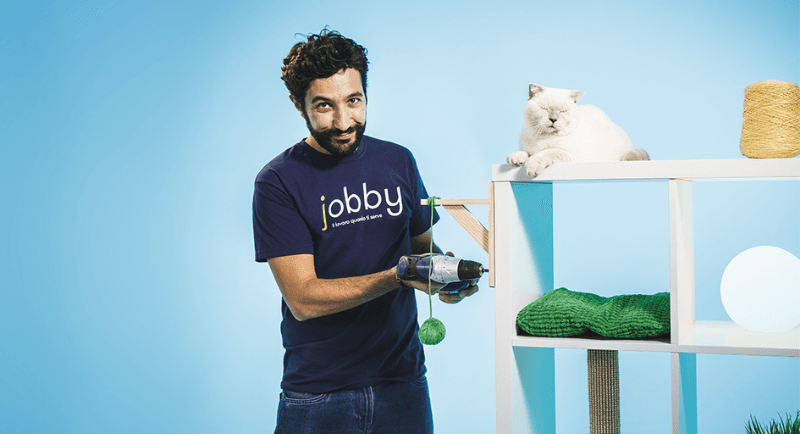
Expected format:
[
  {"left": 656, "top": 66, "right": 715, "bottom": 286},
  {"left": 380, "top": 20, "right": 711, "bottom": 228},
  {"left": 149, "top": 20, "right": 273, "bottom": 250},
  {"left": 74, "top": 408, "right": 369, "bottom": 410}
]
[
  {"left": 286, "top": 268, "right": 401, "bottom": 321},
  {"left": 270, "top": 229, "right": 445, "bottom": 322}
]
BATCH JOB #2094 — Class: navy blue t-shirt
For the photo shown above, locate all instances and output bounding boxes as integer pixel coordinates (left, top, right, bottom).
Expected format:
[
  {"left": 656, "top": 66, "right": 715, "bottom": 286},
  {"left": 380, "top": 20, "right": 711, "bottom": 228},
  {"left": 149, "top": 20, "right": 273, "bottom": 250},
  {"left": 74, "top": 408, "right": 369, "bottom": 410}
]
[{"left": 253, "top": 135, "right": 439, "bottom": 393}]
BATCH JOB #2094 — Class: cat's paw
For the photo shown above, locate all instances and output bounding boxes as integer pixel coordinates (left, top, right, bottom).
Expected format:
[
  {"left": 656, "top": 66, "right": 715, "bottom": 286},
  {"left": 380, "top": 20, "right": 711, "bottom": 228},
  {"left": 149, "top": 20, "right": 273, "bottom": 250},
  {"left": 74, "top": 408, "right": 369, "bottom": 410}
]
[
  {"left": 524, "top": 155, "right": 553, "bottom": 178},
  {"left": 507, "top": 151, "right": 530, "bottom": 166},
  {"left": 621, "top": 148, "right": 650, "bottom": 161},
  {"left": 524, "top": 149, "right": 572, "bottom": 177}
]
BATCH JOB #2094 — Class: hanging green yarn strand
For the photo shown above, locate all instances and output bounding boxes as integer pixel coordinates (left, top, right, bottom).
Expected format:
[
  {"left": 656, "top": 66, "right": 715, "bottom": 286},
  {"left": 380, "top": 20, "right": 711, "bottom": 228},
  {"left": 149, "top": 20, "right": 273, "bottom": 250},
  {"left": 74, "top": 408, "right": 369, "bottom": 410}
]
[
  {"left": 418, "top": 196, "right": 446, "bottom": 345},
  {"left": 426, "top": 196, "right": 437, "bottom": 317}
]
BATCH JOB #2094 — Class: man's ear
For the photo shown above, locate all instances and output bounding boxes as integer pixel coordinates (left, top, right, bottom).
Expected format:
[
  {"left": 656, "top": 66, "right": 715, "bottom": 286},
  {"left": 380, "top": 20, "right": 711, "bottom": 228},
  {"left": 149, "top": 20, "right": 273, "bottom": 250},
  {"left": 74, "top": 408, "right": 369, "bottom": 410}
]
[{"left": 289, "top": 95, "right": 305, "bottom": 116}]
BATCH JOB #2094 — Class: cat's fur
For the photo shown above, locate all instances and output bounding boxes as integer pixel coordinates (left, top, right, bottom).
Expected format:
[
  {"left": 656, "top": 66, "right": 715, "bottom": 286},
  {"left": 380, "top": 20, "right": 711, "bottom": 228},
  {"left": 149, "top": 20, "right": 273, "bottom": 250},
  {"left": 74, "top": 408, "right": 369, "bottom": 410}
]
[{"left": 507, "top": 84, "right": 649, "bottom": 177}]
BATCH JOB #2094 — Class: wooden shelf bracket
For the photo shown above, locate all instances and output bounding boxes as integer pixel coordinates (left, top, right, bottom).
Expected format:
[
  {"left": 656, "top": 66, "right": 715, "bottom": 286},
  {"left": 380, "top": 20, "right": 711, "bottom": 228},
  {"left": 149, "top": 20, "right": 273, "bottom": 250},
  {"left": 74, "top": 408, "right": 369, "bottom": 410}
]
[{"left": 422, "top": 182, "right": 495, "bottom": 287}]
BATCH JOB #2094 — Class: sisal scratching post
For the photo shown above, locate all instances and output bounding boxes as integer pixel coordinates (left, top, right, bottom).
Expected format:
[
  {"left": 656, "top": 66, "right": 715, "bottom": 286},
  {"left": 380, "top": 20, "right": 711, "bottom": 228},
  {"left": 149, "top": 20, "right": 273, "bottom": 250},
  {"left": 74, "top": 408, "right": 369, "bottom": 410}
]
[{"left": 588, "top": 349, "right": 620, "bottom": 434}]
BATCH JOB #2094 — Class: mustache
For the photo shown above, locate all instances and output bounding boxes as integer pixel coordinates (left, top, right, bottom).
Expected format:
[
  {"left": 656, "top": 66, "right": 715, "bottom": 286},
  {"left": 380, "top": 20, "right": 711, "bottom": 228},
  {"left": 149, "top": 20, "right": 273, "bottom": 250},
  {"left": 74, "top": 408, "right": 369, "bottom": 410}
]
[{"left": 326, "top": 124, "right": 362, "bottom": 136}]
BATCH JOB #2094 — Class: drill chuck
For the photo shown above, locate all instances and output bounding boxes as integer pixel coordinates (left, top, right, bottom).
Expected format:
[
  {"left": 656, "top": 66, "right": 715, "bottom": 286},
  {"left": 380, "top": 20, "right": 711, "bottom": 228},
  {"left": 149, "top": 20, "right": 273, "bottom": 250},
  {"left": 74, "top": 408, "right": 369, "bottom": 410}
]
[{"left": 455, "top": 259, "right": 486, "bottom": 281}]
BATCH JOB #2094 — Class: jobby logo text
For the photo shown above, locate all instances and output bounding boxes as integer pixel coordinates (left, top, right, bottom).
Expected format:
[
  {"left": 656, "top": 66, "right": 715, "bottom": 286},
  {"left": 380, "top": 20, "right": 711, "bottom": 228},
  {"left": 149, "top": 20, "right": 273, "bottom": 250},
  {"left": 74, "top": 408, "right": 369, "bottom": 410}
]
[{"left": 321, "top": 183, "right": 403, "bottom": 231}]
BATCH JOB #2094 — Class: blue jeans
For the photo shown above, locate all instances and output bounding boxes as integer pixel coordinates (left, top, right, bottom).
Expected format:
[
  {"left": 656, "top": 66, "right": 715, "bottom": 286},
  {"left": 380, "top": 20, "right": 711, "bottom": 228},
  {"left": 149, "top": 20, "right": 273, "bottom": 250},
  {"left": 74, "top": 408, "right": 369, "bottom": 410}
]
[{"left": 274, "top": 376, "right": 433, "bottom": 434}]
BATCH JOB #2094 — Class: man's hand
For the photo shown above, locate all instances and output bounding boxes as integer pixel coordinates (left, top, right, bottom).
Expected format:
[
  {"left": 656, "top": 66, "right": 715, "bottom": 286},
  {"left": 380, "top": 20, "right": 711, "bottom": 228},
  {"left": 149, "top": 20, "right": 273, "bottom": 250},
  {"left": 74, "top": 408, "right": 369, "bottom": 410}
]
[
  {"left": 408, "top": 231, "right": 482, "bottom": 304},
  {"left": 399, "top": 277, "right": 448, "bottom": 296},
  {"left": 437, "top": 251, "right": 480, "bottom": 304},
  {"left": 438, "top": 279, "right": 479, "bottom": 304},
  {"left": 396, "top": 251, "right": 481, "bottom": 303},
  {"left": 395, "top": 254, "right": 447, "bottom": 295}
]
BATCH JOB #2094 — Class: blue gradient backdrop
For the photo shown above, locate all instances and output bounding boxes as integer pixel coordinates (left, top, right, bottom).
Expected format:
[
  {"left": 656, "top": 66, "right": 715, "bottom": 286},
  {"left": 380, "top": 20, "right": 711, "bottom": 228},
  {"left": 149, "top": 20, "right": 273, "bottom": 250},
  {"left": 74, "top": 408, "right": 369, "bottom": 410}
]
[{"left": 2, "top": 1, "right": 799, "bottom": 433}]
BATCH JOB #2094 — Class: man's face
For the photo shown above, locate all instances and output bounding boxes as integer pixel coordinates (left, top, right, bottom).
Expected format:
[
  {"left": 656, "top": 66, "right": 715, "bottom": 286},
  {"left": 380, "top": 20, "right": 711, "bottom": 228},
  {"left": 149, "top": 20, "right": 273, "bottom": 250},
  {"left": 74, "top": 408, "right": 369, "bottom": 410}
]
[{"left": 294, "top": 68, "right": 367, "bottom": 157}]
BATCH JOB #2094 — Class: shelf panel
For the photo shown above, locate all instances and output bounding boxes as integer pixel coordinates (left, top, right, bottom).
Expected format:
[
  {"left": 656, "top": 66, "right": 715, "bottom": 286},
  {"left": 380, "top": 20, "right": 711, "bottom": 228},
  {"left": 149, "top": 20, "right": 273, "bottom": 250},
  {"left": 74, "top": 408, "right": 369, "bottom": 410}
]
[
  {"left": 511, "top": 321, "right": 800, "bottom": 357},
  {"left": 493, "top": 159, "right": 800, "bottom": 182},
  {"left": 511, "top": 334, "right": 672, "bottom": 353},
  {"left": 676, "top": 321, "right": 800, "bottom": 357}
]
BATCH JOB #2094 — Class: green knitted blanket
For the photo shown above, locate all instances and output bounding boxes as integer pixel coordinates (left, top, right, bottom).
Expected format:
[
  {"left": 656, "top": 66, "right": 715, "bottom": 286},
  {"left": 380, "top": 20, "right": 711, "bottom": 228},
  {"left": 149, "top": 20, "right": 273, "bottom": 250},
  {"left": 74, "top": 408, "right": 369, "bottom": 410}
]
[{"left": 517, "top": 288, "right": 670, "bottom": 339}]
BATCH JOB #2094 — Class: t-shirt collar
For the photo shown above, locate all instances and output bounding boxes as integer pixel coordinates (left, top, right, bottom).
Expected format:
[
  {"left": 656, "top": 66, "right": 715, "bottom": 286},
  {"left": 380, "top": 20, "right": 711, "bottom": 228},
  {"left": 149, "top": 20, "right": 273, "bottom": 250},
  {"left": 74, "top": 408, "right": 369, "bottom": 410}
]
[{"left": 299, "top": 136, "right": 368, "bottom": 164}]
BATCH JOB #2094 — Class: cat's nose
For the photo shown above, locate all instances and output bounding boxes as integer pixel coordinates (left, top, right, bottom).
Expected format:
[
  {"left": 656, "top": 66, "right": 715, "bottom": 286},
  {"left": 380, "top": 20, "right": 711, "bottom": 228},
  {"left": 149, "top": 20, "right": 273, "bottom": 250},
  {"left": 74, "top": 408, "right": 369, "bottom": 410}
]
[{"left": 549, "top": 117, "right": 557, "bottom": 124}]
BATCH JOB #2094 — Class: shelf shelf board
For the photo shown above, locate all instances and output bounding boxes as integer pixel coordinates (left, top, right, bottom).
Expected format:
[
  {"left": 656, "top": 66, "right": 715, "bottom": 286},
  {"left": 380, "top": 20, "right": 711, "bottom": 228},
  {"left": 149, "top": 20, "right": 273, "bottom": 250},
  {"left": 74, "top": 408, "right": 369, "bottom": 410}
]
[
  {"left": 511, "top": 333, "right": 672, "bottom": 353},
  {"left": 493, "top": 159, "right": 800, "bottom": 182},
  {"left": 676, "top": 321, "right": 800, "bottom": 357},
  {"left": 510, "top": 322, "right": 800, "bottom": 357}
]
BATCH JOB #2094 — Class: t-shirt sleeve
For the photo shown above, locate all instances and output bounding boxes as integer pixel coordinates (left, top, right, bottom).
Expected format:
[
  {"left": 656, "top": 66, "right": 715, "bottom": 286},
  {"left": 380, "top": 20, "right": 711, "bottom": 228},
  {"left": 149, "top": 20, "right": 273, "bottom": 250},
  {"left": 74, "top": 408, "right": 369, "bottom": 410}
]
[
  {"left": 252, "top": 172, "right": 314, "bottom": 262},
  {"left": 406, "top": 154, "right": 440, "bottom": 237}
]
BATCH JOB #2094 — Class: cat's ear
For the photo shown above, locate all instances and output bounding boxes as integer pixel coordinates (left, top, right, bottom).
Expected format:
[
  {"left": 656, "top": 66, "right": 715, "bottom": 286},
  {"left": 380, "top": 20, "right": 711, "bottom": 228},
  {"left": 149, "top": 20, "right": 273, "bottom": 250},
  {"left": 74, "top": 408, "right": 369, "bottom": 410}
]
[
  {"left": 528, "top": 84, "right": 545, "bottom": 99},
  {"left": 570, "top": 90, "right": 585, "bottom": 102}
]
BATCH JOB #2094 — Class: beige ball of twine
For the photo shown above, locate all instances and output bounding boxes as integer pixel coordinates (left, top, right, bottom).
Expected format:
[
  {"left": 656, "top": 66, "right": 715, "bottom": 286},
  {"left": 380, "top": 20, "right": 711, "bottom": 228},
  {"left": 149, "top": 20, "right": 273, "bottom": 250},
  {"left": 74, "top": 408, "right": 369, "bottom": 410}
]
[{"left": 740, "top": 80, "right": 800, "bottom": 159}]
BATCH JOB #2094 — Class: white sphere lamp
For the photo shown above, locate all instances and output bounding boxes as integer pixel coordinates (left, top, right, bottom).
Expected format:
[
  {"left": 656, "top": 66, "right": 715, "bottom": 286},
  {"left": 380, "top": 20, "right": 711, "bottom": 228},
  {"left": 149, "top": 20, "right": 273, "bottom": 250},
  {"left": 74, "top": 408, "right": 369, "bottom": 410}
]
[{"left": 720, "top": 246, "right": 800, "bottom": 333}]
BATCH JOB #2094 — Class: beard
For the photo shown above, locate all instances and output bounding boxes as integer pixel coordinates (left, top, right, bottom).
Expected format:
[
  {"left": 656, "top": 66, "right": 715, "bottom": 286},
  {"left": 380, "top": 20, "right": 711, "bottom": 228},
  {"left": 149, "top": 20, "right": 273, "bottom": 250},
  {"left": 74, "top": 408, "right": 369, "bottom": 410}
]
[{"left": 305, "top": 116, "right": 367, "bottom": 158}]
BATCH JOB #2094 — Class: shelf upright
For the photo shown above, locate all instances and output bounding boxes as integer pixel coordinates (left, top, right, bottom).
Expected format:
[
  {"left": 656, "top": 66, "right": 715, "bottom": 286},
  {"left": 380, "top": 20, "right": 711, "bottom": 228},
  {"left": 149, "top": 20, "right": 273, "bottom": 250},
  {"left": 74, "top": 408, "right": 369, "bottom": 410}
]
[
  {"left": 668, "top": 178, "right": 698, "bottom": 434},
  {"left": 494, "top": 180, "right": 556, "bottom": 434}
]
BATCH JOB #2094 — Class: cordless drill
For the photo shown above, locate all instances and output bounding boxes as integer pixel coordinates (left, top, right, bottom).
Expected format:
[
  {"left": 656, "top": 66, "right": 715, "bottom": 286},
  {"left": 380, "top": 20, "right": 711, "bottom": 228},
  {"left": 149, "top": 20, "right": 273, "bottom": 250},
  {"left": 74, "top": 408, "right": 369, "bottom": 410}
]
[{"left": 397, "top": 254, "right": 488, "bottom": 294}]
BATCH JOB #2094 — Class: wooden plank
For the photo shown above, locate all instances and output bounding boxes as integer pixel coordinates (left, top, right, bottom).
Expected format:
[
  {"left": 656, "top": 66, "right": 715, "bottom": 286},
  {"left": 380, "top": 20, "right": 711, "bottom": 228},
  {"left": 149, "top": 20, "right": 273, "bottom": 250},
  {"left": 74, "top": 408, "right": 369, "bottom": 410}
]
[
  {"left": 442, "top": 205, "right": 489, "bottom": 253},
  {"left": 422, "top": 198, "right": 491, "bottom": 206},
  {"left": 421, "top": 195, "right": 494, "bottom": 283},
  {"left": 488, "top": 181, "right": 495, "bottom": 287}
]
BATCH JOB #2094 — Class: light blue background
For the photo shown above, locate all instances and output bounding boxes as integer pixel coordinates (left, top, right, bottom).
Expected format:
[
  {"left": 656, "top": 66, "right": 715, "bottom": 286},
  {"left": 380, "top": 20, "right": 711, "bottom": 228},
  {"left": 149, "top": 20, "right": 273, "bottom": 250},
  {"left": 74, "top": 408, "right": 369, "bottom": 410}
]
[{"left": 2, "top": 1, "right": 799, "bottom": 433}]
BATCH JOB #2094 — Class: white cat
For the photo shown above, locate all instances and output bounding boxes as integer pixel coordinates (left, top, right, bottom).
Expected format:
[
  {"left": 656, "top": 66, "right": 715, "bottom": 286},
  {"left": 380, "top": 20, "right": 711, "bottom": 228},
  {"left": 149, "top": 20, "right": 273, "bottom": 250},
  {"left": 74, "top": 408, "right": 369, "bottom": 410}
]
[{"left": 507, "top": 84, "right": 649, "bottom": 177}]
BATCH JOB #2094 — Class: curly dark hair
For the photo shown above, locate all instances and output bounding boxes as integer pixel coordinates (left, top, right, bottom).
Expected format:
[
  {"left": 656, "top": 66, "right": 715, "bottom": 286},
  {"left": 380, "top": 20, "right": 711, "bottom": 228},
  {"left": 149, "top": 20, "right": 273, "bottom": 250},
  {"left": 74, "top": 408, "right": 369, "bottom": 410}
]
[{"left": 281, "top": 29, "right": 369, "bottom": 105}]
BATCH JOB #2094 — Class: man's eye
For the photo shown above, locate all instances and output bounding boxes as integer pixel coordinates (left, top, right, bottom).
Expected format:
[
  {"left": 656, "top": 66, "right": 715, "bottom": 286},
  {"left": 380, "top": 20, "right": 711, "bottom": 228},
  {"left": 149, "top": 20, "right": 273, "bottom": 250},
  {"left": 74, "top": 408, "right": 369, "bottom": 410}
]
[{"left": 349, "top": 98, "right": 361, "bottom": 104}]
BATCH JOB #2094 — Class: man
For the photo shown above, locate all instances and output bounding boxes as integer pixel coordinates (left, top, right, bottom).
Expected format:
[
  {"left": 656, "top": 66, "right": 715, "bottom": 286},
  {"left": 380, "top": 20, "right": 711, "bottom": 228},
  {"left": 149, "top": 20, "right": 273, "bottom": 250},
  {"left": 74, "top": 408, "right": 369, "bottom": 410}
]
[{"left": 252, "top": 29, "right": 478, "bottom": 433}]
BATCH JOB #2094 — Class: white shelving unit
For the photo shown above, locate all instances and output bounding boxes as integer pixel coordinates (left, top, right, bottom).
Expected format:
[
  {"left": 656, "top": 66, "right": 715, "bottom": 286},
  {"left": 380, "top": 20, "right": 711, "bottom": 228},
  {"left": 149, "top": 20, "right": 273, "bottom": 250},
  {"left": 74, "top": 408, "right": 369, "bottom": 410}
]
[{"left": 491, "top": 159, "right": 800, "bottom": 434}]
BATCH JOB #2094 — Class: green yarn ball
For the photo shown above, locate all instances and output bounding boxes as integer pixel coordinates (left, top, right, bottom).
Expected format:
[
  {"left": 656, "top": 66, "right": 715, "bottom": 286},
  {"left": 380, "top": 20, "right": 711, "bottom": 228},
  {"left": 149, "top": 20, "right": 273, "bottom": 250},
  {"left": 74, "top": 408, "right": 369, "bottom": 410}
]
[{"left": 419, "top": 318, "right": 446, "bottom": 345}]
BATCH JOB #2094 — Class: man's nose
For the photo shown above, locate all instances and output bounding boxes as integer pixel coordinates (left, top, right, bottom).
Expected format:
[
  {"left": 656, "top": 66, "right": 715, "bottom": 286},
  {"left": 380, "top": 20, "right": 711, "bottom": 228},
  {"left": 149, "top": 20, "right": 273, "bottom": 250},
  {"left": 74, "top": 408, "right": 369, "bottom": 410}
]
[{"left": 332, "top": 109, "right": 351, "bottom": 130}]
